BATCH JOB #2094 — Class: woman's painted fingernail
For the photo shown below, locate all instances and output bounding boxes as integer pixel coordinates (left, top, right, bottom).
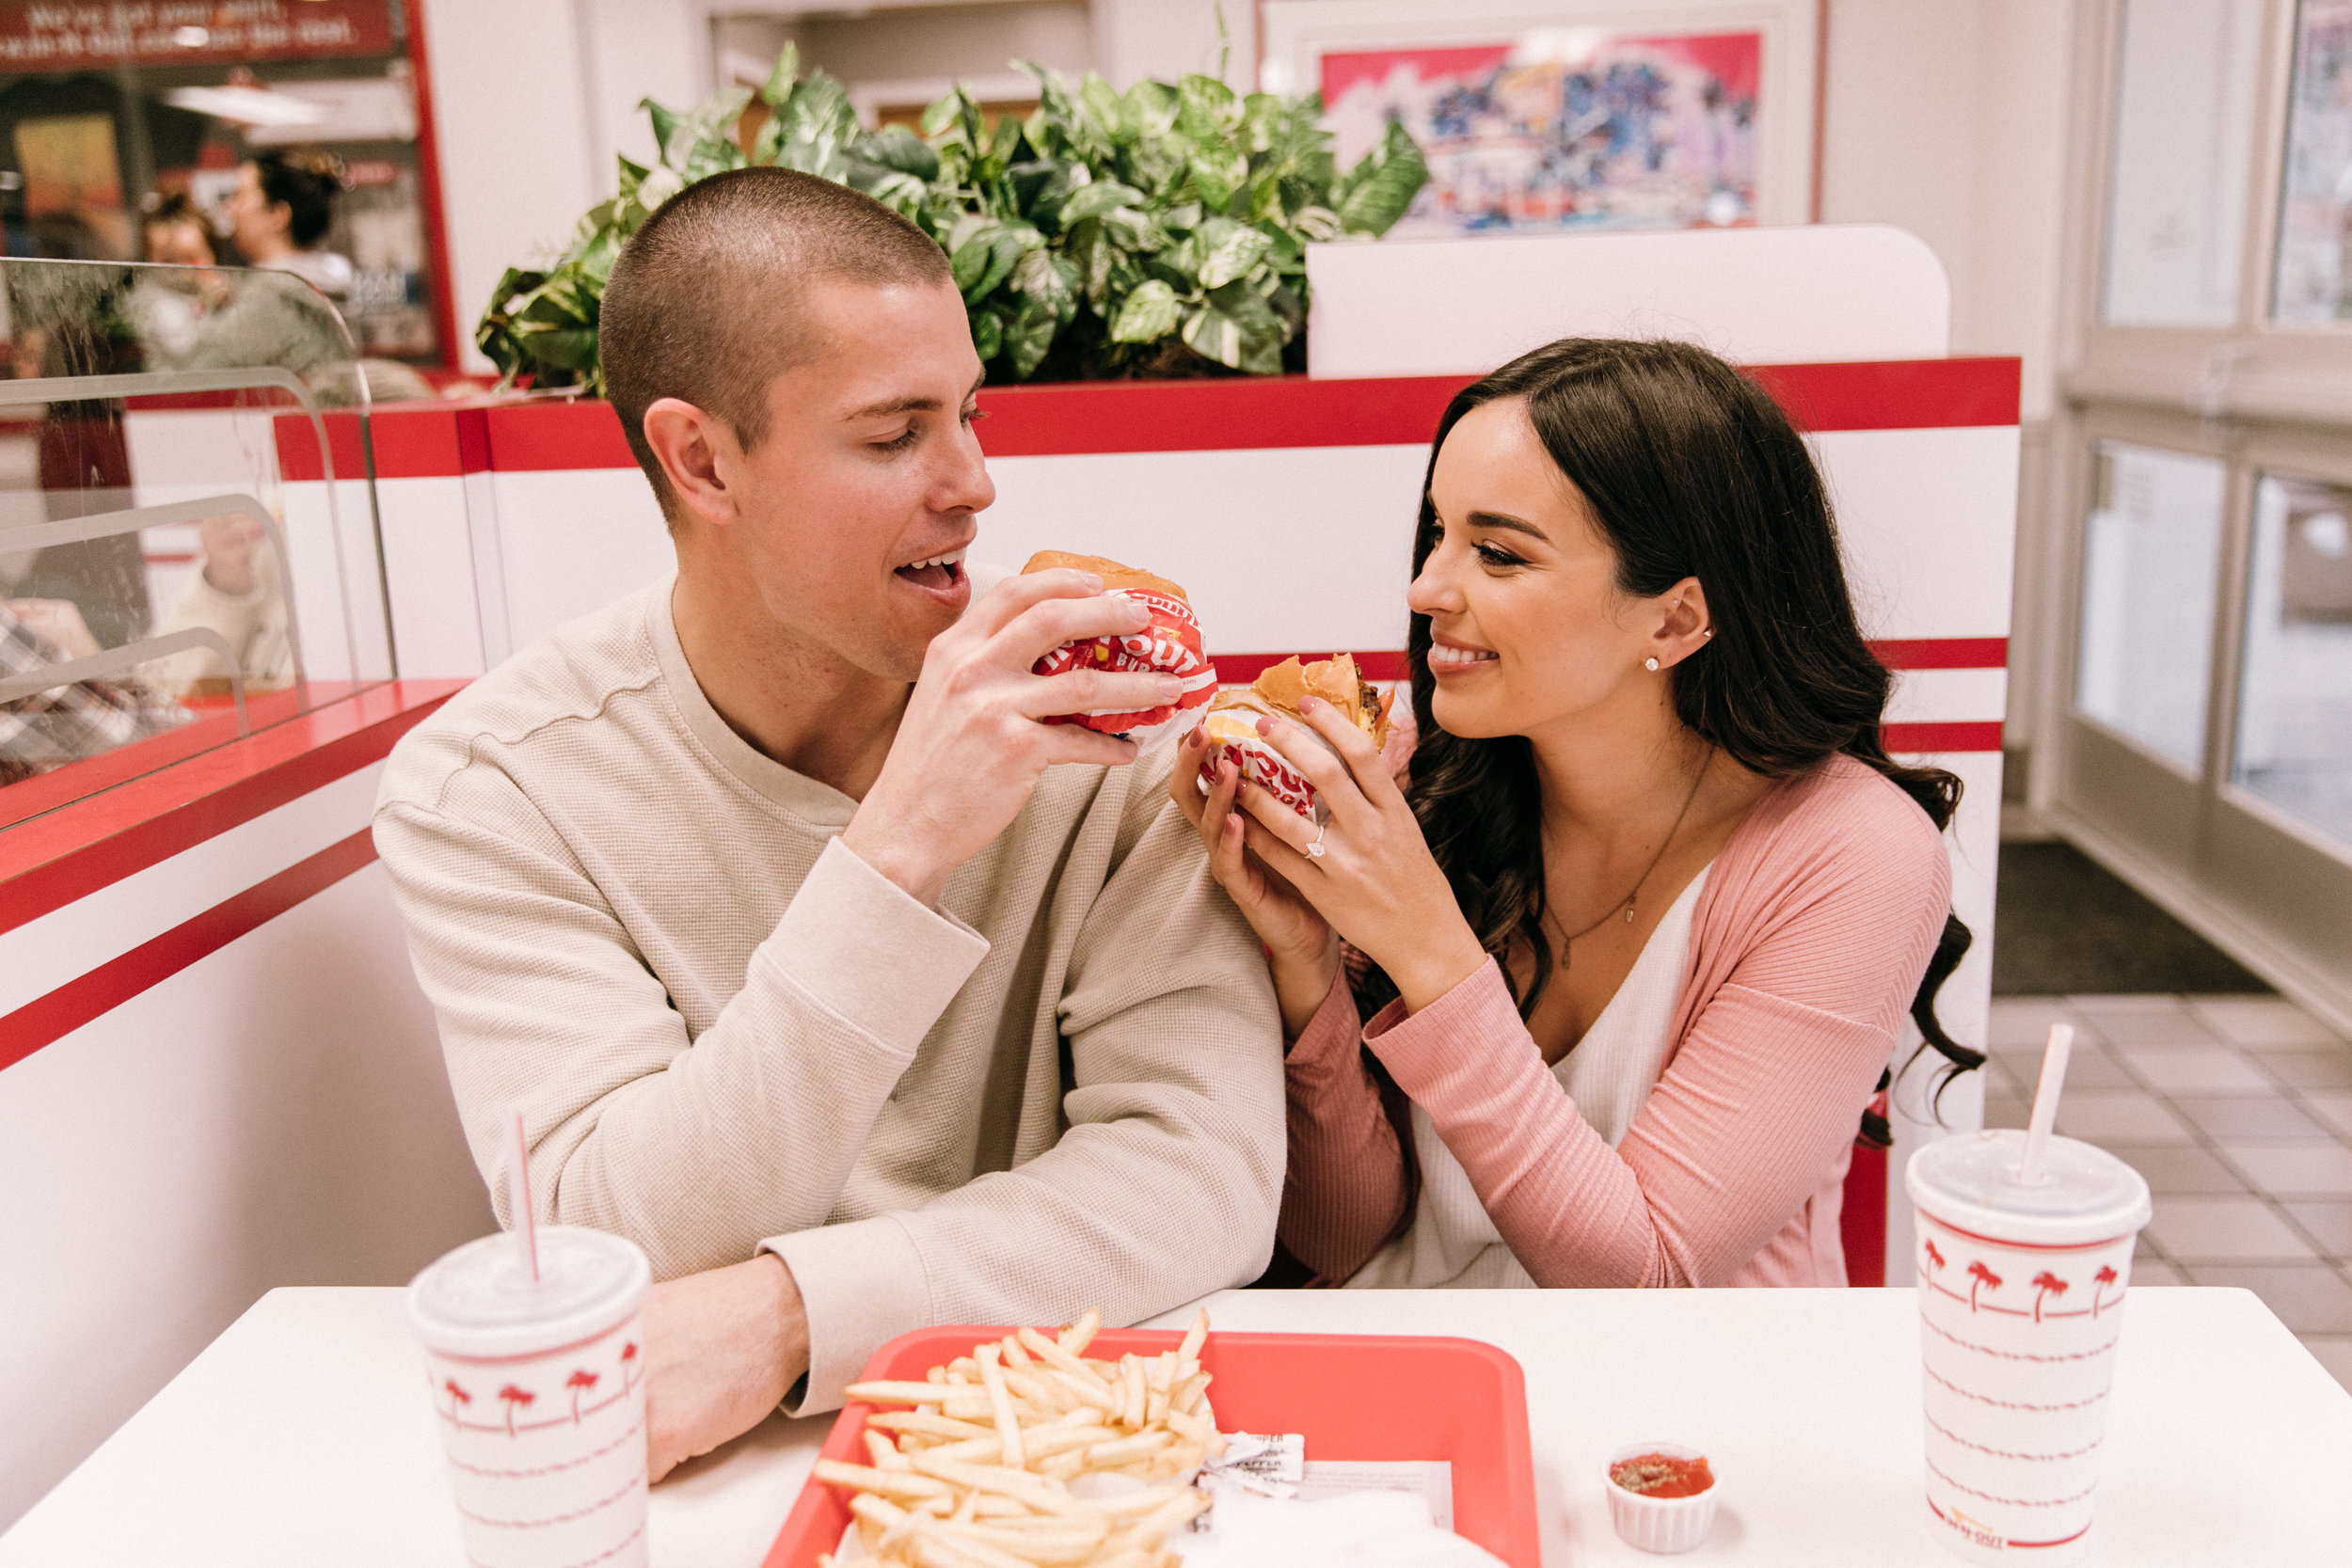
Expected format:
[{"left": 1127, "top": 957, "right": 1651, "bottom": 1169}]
[{"left": 1297, "top": 695, "right": 1319, "bottom": 713}]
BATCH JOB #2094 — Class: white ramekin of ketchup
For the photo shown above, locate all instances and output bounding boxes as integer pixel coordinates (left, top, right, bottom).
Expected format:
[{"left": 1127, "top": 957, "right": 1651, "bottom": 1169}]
[{"left": 1604, "top": 1440, "right": 1719, "bottom": 1554}]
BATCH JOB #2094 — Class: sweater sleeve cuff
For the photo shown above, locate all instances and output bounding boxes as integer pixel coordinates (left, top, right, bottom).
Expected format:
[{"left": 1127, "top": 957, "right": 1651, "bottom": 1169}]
[
  {"left": 755, "top": 837, "right": 990, "bottom": 1057},
  {"left": 1362, "top": 958, "right": 1521, "bottom": 1095},
  {"left": 1283, "top": 967, "right": 1363, "bottom": 1066},
  {"left": 762, "top": 1214, "right": 930, "bottom": 1415}
]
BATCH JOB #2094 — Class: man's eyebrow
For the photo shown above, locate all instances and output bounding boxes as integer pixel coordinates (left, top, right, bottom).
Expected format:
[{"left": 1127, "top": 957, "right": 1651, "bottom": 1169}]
[
  {"left": 845, "top": 371, "right": 989, "bottom": 422},
  {"left": 1466, "top": 509, "right": 1549, "bottom": 541}
]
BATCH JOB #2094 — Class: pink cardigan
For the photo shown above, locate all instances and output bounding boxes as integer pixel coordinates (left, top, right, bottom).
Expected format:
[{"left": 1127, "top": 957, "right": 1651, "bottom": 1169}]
[{"left": 1281, "top": 753, "right": 1953, "bottom": 1289}]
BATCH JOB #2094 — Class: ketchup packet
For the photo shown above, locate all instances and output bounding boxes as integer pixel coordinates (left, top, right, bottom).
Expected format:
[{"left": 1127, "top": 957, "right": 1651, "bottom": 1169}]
[{"left": 1034, "top": 587, "right": 1218, "bottom": 752}]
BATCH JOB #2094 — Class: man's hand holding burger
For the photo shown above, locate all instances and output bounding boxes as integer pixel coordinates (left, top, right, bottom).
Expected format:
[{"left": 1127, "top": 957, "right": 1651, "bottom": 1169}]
[{"left": 840, "top": 566, "right": 1185, "bottom": 907}]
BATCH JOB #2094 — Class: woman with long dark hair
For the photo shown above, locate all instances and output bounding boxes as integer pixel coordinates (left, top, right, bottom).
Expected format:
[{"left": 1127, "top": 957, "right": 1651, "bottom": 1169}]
[{"left": 1171, "top": 338, "right": 1979, "bottom": 1288}]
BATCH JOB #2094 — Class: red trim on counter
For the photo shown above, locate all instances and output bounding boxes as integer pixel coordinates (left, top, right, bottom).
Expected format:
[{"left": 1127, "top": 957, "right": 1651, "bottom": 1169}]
[
  {"left": 1883, "top": 721, "right": 2005, "bottom": 753},
  {"left": 0, "top": 829, "right": 378, "bottom": 1072},
  {"left": 0, "top": 680, "right": 466, "bottom": 935},
  {"left": 318, "top": 360, "right": 2022, "bottom": 478}
]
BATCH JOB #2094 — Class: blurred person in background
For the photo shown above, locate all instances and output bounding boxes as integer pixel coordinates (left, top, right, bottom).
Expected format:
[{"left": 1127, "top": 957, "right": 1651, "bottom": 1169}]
[
  {"left": 150, "top": 506, "right": 294, "bottom": 696},
  {"left": 1, "top": 594, "right": 188, "bottom": 785},
  {"left": 144, "top": 150, "right": 429, "bottom": 403},
  {"left": 126, "top": 190, "right": 224, "bottom": 363},
  {"left": 226, "top": 147, "right": 351, "bottom": 301}
]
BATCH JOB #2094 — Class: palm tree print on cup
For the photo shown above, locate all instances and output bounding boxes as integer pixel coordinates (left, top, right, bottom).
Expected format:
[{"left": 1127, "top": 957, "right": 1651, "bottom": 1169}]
[
  {"left": 443, "top": 1378, "right": 472, "bottom": 1421},
  {"left": 1966, "top": 1259, "right": 2003, "bottom": 1312},
  {"left": 497, "top": 1383, "right": 536, "bottom": 1436},
  {"left": 2030, "top": 1270, "right": 2070, "bottom": 1322},
  {"left": 620, "top": 1340, "right": 640, "bottom": 1394},
  {"left": 566, "top": 1369, "right": 599, "bottom": 1423},
  {"left": 2091, "top": 1264, "right": 2121, "bottom": 1319},
  {"left": 1922, "top": 1238, "right": 1947, "bottom": 1273}
]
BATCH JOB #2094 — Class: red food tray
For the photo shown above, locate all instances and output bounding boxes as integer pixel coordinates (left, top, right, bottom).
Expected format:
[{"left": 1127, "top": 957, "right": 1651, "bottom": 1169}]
[{"left": 761, "top": 1324, "right": 1540, "bottom": 1567}]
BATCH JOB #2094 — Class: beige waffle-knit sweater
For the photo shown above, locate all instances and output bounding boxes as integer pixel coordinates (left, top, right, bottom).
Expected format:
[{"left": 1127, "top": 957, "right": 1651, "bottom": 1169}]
[{"left": 373, "top": 576, "right": 1283, "bottom": 1411}]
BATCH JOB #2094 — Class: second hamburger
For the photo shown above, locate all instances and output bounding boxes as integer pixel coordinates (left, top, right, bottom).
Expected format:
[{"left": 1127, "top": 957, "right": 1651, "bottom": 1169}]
[{"left": 1198, "top": 654, "right": 1393, "bottom": 822}]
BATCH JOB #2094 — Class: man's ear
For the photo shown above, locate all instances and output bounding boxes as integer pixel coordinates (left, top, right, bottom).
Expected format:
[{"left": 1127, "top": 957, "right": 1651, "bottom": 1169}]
[{"left": 641, "top": 398, "right": 744, "bottom": 530}]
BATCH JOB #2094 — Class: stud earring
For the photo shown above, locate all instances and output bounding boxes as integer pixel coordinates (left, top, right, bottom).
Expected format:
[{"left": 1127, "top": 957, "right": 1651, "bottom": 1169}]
[{"left": 1645, "top": 657, "right": 1661, "bottom": 672}]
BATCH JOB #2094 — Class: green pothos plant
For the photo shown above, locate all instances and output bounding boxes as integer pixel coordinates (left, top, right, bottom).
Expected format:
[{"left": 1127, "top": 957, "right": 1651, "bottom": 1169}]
[{"left": 478, "top": 45, "right": 1428, "bottom": 389}]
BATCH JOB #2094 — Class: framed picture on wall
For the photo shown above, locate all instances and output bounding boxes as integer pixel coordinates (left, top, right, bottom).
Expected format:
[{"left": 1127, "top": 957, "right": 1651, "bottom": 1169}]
[{"left": 1257, "top": 0, "right": 1822, "bottom": 236}]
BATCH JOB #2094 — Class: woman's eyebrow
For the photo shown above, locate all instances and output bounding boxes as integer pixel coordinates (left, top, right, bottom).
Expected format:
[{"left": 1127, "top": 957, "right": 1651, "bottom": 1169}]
[{"left": 1466, "top": 509, "right": 1549, "bottom": 541}]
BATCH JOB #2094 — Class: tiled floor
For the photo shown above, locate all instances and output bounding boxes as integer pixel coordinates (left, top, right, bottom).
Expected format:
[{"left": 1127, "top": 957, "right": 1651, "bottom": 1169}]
[{"left": 1982, "top": 994, "right": 2352, "bottom": 1394}]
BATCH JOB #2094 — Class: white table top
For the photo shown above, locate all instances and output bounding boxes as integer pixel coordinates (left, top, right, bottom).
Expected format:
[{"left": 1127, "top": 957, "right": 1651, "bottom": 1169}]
[{"left": 5, "top": 1286, "right": 2346, "bottom": 1566}]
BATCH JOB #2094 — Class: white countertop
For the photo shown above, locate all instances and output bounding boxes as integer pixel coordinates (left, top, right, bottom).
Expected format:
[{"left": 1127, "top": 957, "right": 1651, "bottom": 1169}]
[{"left": 4, "top": 1286, "right": 2345, "bottom": 1565}]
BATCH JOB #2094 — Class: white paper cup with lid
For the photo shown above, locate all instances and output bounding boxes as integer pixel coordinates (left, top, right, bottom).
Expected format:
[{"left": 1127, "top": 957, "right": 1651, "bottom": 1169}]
[
  {"left": 1906, "top": 1130, "right": 2152, "bottom": 1565},
  {"left": 408, "top": 1226, "right": 653, "bottom": 1568}
]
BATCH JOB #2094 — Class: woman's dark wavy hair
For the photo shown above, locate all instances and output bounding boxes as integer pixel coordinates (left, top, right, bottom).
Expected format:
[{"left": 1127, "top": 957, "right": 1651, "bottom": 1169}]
[{"left": 1356, "top": 338, "right": 1982, "bottom": 1102}]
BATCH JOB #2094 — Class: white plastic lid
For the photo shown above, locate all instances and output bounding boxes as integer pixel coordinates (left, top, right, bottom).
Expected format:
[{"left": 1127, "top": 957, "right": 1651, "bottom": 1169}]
[
  {"left": 1905, "top": 1130, "right": 2153, "bottom": 1247},
  {"left": 406, "top": 1225, "right": 650, "bottom": 1359}
]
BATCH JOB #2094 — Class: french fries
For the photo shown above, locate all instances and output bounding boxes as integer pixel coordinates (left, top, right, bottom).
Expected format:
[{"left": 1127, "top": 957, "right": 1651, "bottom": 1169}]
[{"left": 819, "top": 1308, "right": 1223, "bottom": 1568}]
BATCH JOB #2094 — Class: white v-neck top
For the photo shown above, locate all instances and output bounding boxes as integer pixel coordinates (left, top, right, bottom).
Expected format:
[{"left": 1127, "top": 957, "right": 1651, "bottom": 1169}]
[{"left": 1344, "top": 864, "right": 1711, "bottom": 1290}]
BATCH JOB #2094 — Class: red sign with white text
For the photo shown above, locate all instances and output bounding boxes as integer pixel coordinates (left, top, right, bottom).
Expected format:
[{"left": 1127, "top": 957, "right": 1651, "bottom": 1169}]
[{"left": 0, "top": 1, "right": 396, "bottom": 69}]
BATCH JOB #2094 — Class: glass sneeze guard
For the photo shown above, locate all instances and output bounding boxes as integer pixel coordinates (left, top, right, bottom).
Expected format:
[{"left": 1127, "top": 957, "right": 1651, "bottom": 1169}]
[{"left": 0, "top": 258, "right": 391, "bottom": 827}]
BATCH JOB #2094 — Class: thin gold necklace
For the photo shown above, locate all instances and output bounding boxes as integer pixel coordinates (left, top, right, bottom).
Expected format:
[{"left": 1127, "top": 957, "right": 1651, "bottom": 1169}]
[{"left": 1542, "top": 746, "right": 1712, "bottom": 963}]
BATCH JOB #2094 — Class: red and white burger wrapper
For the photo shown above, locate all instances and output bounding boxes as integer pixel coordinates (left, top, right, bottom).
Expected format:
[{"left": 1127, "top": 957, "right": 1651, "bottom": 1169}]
[
  {"left": 1199, "top": 705, "right": 1350, "bottom": 824},
  {"left": 1034, "top": 588, "right": 1217, "bottom": 752}
]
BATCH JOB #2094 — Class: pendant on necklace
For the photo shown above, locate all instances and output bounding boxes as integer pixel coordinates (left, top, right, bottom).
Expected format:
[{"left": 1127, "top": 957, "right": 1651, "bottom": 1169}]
[{"left": 1624, "top": 901, "right": 1635, "bottom": 924}]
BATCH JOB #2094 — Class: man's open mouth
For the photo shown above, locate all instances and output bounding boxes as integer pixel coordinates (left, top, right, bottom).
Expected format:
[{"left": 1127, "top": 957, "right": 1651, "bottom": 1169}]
[{"left": 895, "top": 551, "right": 967, "bottom": 593}]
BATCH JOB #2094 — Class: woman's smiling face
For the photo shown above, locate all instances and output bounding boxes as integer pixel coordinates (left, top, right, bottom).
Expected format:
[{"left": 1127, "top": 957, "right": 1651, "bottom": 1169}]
[{"left": 1408, "top": 396, "right": 1664, "bottom": 741}]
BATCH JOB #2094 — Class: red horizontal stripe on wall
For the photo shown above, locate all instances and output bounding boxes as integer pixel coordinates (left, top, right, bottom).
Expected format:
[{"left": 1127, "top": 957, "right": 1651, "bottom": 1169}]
[
  {"left": 277, "top": 405, "right": 496, "bottom": 482},
  {"left": 1746, "top": 359, "right": 2020, "bottom": 432},
  {"left": 977, "top": 376, "right": 1471, "bottom": 456},
  {"left": 318, "top": 360, "right": 2021, "bottom": 477},
  {"left": 0, "top": 829, "right": 377, "bottom": 1073},
  {"left": 1883, "top": 721, "right": 2005, "bottom": 753},
  {"left": 1872, "top": 638, "right": 2008, "bottom": 670},
  {"left": 272, "top": 408, "right": 368, "bottom": 483},
  {"left": 1215, "top": 652, "right": 1410, "bottom": 683},
  {"left": 1216, "top": 641, "right": 2001, "bottom": 683},
  {"left": 483, "top": 401, "right": 637, "bottom": 471}
]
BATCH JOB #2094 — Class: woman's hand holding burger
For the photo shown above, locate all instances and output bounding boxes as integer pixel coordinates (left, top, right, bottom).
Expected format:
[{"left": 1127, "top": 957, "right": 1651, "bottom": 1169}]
[
  {"left": 1172, "top": 727, "right": 1340, "bottom": 1037},
  {"left": 842, "top": 568, "right": 1184, "bottom": 908},
  {"left": 1174, "top": 697, "right": 1491, "bottom": 1031}
]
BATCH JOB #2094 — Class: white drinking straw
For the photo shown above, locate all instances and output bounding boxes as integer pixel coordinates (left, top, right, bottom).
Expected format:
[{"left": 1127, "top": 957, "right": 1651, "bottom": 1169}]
[
  {"left": 506, "top": 1107, "right": 540, "bottom": 1283},
  {"left": 2017, "top": 1023, "right": 2075, "bottom": 1184}
]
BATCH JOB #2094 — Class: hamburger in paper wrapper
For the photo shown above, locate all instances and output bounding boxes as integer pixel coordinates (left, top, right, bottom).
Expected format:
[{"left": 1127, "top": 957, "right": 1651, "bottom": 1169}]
[
  {"left": 1024, "top": 551, "right": 1217, "bottom": 752},
  {"left": 1200, "top": 654, "right": 1394, "bottom": 822}
]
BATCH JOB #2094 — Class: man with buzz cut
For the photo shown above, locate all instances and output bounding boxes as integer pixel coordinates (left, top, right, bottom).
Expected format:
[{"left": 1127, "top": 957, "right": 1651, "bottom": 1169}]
[{"left": 374, "top": 167, "right": 1281, "bottom": 1478}]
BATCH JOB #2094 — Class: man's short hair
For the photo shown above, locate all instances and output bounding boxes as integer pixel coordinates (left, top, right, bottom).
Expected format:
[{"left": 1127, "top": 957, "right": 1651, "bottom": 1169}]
[{"left": 599, "top": 167, "right": 954, "bottom": 517}]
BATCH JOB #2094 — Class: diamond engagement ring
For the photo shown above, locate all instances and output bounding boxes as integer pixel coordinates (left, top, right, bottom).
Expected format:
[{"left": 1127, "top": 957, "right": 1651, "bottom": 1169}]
[{"left": 1307, "top": 822, "right": 1327, "bottom": 858}]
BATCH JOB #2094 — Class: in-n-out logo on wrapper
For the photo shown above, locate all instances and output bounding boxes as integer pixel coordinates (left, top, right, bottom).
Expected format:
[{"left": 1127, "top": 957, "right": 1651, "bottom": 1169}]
[
  {"left": 1206, "top": 732, "right": 1323, "bottom": 821},
  {"left": 1034, "top": 589, "right": 1216, "bottom": 752}
]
